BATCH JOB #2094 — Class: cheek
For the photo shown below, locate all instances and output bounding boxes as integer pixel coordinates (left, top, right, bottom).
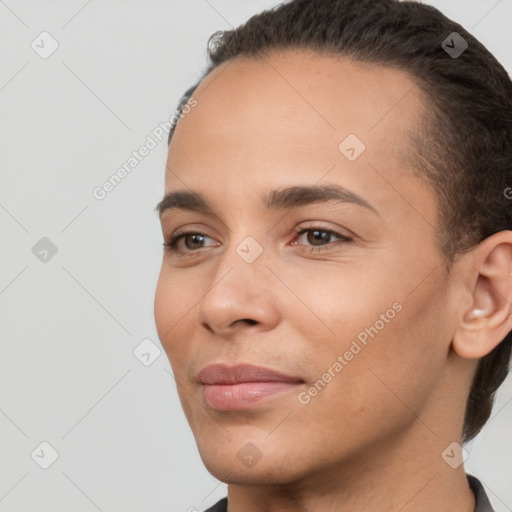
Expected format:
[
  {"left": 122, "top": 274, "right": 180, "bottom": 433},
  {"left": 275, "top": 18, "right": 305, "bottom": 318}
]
[
  {"left": 286, "top": 301, "right": 447, "bottom": 461},
  {"left": 153, "top": 274, "right": 170, "bottom": 345},
  {"left": 290, "top": 263, "right": 400, "bottom": 348},
  {"left": 154, "top": 270, "right": 191, "bottom": 363},
  {"left": 292, "top": 257, "right": 450, "bottom": 409}
]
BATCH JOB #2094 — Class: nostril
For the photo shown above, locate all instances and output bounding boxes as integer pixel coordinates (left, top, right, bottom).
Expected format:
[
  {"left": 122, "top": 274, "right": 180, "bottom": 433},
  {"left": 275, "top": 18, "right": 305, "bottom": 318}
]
[
  {"left": 243, "top": 319, "right": 258, "bottom": 326},
  {"left": 202, "top": 323, "right": 215, "bottom": 333}
]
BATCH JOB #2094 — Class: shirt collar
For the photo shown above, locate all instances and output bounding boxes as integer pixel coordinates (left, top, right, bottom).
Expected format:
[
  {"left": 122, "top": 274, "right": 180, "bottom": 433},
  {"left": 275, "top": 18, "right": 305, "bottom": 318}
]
[{"left": 468, "top": 474, "right": 495, "bottom": 512}]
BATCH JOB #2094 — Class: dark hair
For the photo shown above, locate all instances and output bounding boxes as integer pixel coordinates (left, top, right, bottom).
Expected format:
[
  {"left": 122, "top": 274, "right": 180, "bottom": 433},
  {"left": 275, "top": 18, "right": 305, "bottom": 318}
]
[{"left": 167, "top": 0, "right": 512, "bottom": 443}]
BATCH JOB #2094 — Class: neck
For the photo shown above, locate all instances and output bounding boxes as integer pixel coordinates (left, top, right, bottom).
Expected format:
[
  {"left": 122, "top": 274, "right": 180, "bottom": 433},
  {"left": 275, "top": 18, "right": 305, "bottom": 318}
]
[{"left": 225, "top": 427, "right": 476, "bottom": 512}]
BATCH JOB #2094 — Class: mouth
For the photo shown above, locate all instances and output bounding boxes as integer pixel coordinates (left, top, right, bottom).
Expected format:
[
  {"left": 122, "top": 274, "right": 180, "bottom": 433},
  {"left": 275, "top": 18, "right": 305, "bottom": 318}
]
[{"left": 196, "top": 363, "right": 305, "bottom": 410}]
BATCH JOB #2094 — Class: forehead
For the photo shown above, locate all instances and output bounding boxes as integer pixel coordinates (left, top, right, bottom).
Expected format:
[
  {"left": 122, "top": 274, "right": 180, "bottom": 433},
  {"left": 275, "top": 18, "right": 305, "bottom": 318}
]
[
  {"left": 172, "top": 49, "right": 424, "bottom": 145},
  {"left": 164, "top": 49, "right": 436, "bottom": 226}
]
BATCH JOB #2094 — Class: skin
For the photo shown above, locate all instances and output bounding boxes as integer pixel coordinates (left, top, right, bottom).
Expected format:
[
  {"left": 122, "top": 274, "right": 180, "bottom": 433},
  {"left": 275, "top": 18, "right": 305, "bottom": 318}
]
[{"left": 154, "top": 49, "right": 512, "bottom": 512}]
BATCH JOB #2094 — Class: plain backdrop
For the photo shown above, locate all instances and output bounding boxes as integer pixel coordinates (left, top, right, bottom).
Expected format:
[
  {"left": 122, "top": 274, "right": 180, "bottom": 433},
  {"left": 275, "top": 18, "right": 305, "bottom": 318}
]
[{"left": 0, "top": 1, "right": 511, "bottom": 511}]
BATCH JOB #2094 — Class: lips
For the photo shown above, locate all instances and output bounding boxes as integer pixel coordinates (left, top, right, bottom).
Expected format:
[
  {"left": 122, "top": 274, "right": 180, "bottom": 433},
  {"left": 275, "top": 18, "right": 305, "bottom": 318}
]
[
  {"left": 196, "top": 363, "right": 304, "bottom": 410},
  {"left": 197, "top": 363, "right": 303, "bottom": 385}
]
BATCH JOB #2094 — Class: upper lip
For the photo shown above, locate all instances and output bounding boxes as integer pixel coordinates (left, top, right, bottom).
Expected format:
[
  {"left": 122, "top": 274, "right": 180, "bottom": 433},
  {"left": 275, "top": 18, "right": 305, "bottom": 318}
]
[{"left": 196, "top": 363, "right": 304, "bottom": 385}]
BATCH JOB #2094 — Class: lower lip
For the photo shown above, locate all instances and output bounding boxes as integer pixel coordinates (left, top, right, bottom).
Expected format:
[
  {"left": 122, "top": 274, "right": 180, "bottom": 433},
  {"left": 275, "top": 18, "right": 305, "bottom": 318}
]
[{"left": 202, "top": 381, "right": 302, "bottom": 410}]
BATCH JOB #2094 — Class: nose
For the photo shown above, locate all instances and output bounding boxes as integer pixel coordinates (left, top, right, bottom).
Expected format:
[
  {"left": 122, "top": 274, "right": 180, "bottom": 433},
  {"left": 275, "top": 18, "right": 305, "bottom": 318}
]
[{"left": 196, "top": 248, "right": 281, "bottom": 337}]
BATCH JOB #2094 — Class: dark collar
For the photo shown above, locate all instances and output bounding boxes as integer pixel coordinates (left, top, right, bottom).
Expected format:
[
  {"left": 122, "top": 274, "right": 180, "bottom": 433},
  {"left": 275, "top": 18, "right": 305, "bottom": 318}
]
[
  {"left": 204, "top": 496, "right": 227, "bottom": 512},
  {"left": 468, "top": 474, "right": 495, "bottom": 512}
]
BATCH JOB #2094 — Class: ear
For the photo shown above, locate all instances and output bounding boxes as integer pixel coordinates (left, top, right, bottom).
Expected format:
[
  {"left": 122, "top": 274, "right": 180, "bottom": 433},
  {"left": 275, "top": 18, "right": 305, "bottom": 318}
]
[{"left": 452, "top": 230, "right": 512, "bottom": 359}]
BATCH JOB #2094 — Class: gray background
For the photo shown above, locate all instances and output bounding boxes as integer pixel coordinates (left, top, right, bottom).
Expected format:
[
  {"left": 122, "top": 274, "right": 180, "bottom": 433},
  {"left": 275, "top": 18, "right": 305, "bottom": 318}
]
[{"left": 0, "top": 1, "right": 511, "bottom": 511}]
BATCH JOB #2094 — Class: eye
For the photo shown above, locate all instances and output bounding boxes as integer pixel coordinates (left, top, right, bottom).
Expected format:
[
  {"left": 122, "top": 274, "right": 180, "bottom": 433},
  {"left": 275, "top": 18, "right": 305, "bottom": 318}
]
[
  {"left": 163, "top": 231, "right": 218, "bottom": 253},
  {"left": 291, "top": 226, "right": 352, "bottom": 252},
  {"left": 162, "top": 226, "right": 353, "bottom": 255}
]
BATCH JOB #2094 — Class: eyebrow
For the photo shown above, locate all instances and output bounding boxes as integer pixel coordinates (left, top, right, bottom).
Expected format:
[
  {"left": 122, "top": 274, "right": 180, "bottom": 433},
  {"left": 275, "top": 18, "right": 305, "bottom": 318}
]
[{"left": 155, "top": 184, "right": 380, "bottom": 220}]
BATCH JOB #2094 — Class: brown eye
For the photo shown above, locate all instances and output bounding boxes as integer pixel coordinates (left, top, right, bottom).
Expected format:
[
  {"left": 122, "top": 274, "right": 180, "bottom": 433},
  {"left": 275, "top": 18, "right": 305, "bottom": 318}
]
[
  {"left": 163, "top": 231, "right": 218, "bottom": 253},
  {"left": 292, "top": 227, "right": 352, "bottom": 252}
]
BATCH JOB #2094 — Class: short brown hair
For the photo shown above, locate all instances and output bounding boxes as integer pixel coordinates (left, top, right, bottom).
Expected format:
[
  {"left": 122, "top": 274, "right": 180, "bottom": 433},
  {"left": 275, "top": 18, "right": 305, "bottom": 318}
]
[{"left": 167, "top": 0, "right": 512, "bottom": 442}]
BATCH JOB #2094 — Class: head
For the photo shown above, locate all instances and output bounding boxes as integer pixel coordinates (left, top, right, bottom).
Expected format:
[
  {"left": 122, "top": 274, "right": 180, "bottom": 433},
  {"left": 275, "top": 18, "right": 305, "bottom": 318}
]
[{"left": 155, "top": 0, "right": 512, "bottom": 484}]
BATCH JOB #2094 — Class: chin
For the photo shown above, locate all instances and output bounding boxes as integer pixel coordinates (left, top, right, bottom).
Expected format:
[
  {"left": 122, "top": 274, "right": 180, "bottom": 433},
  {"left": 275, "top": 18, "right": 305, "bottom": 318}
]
[
  {"left": 195, "top": 436, "right": 310, "bottom": 486},
  {"left": 200, "top": 454, "right": 300, "bottom": 486}
]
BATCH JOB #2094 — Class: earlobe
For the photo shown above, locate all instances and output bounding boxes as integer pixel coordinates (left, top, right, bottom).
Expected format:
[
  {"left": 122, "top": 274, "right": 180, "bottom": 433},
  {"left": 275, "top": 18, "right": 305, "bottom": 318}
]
[{"left": 452, "top": 231, "right": 512, "bottom": 360}]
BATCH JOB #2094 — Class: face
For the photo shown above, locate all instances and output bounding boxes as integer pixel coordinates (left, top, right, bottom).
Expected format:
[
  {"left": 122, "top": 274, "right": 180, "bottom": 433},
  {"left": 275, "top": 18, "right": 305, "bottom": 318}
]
[{"left": 154, "top": 50, "right": 462, "bottom": 485}]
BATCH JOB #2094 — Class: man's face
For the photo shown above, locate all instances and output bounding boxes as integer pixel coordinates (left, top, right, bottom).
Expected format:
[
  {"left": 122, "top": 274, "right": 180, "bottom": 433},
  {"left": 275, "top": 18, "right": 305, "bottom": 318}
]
[{"left": 155, "top": 50, "right": 461, "bottom": 483}]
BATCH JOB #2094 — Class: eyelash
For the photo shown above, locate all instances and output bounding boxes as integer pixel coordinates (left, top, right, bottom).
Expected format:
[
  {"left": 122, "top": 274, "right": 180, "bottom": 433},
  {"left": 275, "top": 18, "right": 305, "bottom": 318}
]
[{"left": 162, "top": 226, "right": 352, "bottom": 255}]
